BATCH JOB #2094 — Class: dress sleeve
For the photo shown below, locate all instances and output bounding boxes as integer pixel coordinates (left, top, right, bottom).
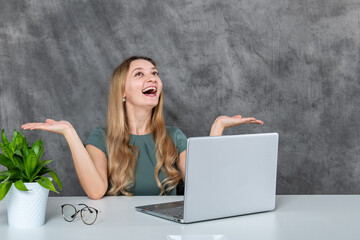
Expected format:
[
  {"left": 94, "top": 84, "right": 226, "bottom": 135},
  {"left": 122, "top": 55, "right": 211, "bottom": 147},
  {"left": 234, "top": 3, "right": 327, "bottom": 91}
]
[
  {"left": 85, "top": 127, "right": 108, "bottom": 157},
  {"left": 167, "top": 126, "right": 187, "bottom": 155}
]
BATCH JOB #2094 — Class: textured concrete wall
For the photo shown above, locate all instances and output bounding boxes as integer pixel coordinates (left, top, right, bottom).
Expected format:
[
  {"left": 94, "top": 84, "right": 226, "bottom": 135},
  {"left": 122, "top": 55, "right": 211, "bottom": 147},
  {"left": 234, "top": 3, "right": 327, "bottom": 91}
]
[{"left": 0, "top": 0, "right": 359, "bottom": 196}]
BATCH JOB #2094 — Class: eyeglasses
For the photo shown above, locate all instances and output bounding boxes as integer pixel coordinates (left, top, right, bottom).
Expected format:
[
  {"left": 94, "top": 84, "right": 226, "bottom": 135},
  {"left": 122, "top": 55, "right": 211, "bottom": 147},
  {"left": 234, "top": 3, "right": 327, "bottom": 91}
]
[{"left": 61, "top": 204, "right": 100, "bottom": 225}]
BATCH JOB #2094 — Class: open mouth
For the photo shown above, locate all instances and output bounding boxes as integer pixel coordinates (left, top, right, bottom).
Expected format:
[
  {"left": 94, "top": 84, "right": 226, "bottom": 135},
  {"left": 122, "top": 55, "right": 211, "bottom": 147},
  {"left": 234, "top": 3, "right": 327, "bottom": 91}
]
[{"left": 142, "top": 86, "right": 157, "bottom": 96}]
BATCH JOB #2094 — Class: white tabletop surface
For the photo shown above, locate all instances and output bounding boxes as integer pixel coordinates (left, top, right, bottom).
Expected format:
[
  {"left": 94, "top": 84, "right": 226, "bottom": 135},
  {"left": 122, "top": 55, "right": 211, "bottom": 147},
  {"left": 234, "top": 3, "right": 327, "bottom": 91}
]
[{"left": 0, "top": 195, "right": 360, "bottom": 240}]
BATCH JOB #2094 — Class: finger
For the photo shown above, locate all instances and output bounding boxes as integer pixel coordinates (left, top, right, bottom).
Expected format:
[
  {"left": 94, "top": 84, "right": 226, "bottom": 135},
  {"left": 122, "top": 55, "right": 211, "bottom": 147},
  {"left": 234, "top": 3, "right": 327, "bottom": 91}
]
[
  {"left": 251, "top": 118, "right": 264, "bottom": 125},
  {"left": 232, "top": 115, "right": 242, "bottom": 119},
  {"left": 21, "top": 124, "right": 30, "bottom": 129},
  {"left": 240, "top": 117, "right": 256, "bottom": 122},
  {"left": 248, "top": 119, "right": 264, "bottom": 125},
  {"left": 22, "top": 122, "right": 41, "bottom": 127},
  {"left": 27, "top": 122, "right": 53, "bottom": 130},
  {"left": 240, "top": 117, "right": 263, "bottom": 124},
  {"left": 29, "top": 123, "right": 47, "bottom": 130},
  {"left": 46, "top": 119, "right": 56, "bottom": 123},
  {"left": 22, "top": 123, "right": 43, "bottom": 129}
]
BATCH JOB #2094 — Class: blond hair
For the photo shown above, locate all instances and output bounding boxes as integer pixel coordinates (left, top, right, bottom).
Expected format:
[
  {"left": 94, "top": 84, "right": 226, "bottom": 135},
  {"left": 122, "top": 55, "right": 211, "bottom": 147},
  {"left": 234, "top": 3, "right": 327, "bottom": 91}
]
[{"left": 106, "top": 56, "right": 181, "bottom": 196}]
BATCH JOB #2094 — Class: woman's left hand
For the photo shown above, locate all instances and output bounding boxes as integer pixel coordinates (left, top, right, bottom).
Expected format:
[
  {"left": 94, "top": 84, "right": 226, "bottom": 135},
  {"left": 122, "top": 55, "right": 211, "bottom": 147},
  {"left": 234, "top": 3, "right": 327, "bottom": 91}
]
[{"left": 210, "top": 115, "right": 264, "bottom": 136}]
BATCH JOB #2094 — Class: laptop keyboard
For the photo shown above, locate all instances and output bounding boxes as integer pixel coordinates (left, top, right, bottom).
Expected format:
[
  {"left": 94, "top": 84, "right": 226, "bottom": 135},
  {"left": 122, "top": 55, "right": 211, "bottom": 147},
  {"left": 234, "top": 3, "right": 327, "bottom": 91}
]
[
  {"left": 152, "top": 206, "right": 184, "bottom": 219},
  {"left": 137, "top": 201, "right": 185, "bottom": 220}
]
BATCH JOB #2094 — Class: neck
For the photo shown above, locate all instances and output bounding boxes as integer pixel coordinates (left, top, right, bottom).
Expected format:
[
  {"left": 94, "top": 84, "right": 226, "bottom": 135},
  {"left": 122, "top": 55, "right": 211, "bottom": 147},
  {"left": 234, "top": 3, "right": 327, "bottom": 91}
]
[{"left": 125, "top": 104, "right": 153, "bottom": 135}]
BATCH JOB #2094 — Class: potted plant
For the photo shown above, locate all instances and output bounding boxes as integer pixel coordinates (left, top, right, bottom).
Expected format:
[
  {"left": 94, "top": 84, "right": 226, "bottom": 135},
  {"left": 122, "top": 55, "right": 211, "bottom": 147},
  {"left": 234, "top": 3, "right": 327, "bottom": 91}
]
[{"left": 0, "top": 129, "right": 62, "bottom": 228}]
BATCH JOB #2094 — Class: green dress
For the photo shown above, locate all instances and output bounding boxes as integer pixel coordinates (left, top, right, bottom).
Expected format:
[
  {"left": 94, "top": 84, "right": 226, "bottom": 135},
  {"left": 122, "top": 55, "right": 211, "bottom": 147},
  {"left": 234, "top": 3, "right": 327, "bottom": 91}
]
[{"left": 85, "top": 126, "right": 187, "bottom": 195}]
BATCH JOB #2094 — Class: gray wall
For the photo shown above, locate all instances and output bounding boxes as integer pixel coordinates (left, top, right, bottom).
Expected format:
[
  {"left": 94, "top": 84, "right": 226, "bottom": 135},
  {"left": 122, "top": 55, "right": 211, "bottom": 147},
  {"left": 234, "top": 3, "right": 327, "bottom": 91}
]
[{"left": 0, "top": 0, "right": 359, "bottom": 196}]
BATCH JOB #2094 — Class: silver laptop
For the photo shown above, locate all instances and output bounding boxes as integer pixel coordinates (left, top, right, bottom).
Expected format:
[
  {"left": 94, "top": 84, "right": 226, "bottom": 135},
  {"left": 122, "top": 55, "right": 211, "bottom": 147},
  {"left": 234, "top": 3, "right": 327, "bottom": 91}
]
[{"left": 135, "top": 132, "right": 279, "bottom": 223}]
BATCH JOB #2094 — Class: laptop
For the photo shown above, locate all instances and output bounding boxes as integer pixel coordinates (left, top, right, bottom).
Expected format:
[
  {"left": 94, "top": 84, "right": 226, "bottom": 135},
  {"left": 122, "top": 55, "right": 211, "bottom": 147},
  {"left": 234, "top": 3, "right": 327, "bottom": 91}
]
[{"left": 135, "top": 132, "right": 279, "bottom": 223}]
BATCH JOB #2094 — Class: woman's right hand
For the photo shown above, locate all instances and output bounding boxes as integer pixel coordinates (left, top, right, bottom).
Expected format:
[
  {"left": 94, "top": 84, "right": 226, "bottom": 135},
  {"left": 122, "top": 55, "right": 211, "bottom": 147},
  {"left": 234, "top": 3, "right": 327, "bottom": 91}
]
[
  {"left": 21, "top": 119, "right": 73, "bottom": 136},
  {"left": 22, "top": 119, "right": 108, "bottom": 199}
]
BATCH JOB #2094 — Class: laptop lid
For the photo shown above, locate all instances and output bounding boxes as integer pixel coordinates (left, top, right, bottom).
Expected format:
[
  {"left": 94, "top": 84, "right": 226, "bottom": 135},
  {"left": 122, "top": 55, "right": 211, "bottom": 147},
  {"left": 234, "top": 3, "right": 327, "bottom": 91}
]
[{"left": 183, "top": 132, "right": 279, "bottom": 223}]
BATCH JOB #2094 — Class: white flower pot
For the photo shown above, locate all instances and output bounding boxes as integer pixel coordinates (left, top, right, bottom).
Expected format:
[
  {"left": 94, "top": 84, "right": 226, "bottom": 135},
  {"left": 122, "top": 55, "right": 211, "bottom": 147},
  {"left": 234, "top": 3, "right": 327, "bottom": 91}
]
[{"left": 5, "top": 182, "right": 49, "bottom": 228}]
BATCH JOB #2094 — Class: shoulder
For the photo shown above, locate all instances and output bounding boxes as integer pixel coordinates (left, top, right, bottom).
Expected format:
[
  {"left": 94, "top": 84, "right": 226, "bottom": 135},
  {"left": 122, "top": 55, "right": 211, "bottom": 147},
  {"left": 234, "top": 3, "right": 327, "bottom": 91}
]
[
  {"left": 89, "top": 127, "right": 106, "bottom": 137},
  {"left": 166, "top": 126, "right": 187, "bottom": 153},
  {"left": 166, "top": 125, "right": 180, "bottom": 133},
  {"left": 166, "top": 126, "right": 185, "bottom": 138},
  {"left": 85, "top": 127, "right": 107, "bottom": 156}
]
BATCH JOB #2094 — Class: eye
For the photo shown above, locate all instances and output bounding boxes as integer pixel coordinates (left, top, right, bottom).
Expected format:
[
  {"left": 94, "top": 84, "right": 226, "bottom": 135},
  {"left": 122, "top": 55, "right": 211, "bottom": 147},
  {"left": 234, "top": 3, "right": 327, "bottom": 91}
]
[
  {"left": 152, "top": 71, "right": 159, "bottom": 76},
  {"left": 135, "top": 72, "right": 143, "bottom": 77}
]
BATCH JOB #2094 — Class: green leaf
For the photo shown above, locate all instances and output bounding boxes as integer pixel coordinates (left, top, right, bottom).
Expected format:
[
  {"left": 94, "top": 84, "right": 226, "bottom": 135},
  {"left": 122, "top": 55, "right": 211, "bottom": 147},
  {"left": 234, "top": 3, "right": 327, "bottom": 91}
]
[
  {"left": 0, "top": 171, "right": 10, "bottom": 182},
  {"left": 14, "top": 180, "right": 29, "bottom": 191},
  {"left": 25, "top": 151, "right": 37, "bottom": 178},
  {"left": 3, "top": 167, "right": 27, "bottom": 183},
  {"left": 37, "top": 166, "right": 51, "bottom": 176},
  {"left": 15, "top": 134, "right": 24, "bottom": 150},
  {"left": 22, "top": 145, "right": 29, "bottom": 160},
  {"left": 1, "top": 129, "right": 9, "bottom": 146},
  {"left": 14, "top": 149, "right": 23, "bottom": 157},
  {"left": 0, "top": 154, "right": 15, "bottom": 169},
  {"left": 30, "top": 160, "right": 53, "bottom": 181},
  {"left": 0, "top": 181, "right": 12, "bottom": 201},
  {"left": 13, "top": 154, "right": 25, "bottom": 170},
  {"left": 10, "top": 130, "right": 18, "bottom": 146},
  {"left": 31, "top": 140, "right": 42, "bottom": 157},
  {"left": 49, "top": 170, "right": 62, "bottom": 191},
  {"left": 7, "top": 168, "right": 24, "bottom": 181},
  {"left": 15, "top": 167, "right": 29, "bottom": 181},
  {"left": 22, "top": 134, "right": 29, "bottom": 149},
  {"left": 8, "top": 143, "right": 15, "bottom": 152},
  {"left": 0, "top": 143, "right": 13, "bottom": 160},
  {"left": 36, "top": 176, "right": 58, "bottom": 193},
  {"left": 37, "top": 146, "right": 44, "bottom": 161}
]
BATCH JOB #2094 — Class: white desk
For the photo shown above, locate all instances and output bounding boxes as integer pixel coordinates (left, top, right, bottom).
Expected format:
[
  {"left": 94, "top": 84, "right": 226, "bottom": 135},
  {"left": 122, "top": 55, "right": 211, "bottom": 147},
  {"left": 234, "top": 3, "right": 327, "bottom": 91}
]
[{"left": 0, "top": 195, "right": 359, "bottom": 240}]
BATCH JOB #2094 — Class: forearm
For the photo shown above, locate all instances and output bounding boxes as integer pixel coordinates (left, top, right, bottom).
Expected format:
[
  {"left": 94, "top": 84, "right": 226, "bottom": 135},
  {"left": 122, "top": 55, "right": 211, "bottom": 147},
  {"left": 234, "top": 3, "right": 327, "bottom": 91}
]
[
  {"left": 210, "top": 118, "right": 225, "bottom": 136},
  {"left": 63, "top": 127, "right": 107, "bottom": 199}
]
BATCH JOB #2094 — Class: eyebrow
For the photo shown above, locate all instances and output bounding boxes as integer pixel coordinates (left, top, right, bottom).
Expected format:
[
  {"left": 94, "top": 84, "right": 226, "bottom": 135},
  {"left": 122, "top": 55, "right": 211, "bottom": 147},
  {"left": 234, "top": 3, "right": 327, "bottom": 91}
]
[{"left": 131, "top": 67, "right": 157, "bottom": 74}]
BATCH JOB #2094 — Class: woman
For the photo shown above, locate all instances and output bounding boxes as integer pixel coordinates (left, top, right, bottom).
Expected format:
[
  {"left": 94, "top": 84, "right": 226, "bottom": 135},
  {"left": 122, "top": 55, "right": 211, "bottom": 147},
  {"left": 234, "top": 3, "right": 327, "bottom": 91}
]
[{"left": 22, "top": 56, "right": 263, "bottom": 200}]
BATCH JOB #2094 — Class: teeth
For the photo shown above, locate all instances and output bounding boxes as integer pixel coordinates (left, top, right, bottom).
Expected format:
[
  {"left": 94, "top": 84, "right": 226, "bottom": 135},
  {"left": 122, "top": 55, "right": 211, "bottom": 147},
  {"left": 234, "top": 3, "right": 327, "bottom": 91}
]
[{"left": 142, "top": 87, "right": 157, "bottom": 93}]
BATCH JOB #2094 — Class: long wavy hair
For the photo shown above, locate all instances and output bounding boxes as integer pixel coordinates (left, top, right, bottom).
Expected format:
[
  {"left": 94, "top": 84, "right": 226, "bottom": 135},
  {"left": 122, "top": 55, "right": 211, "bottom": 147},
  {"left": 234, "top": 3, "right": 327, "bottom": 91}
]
[{"left": 106, "top": 56, "right": 181, "bottom": 196}]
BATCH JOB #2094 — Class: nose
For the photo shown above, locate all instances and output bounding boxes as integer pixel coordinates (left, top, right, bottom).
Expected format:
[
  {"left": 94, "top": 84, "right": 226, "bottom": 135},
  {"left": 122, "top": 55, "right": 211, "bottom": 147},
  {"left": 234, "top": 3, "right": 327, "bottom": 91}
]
[{"left": 147, "top": 74, "right": 157, "bottom": 82}]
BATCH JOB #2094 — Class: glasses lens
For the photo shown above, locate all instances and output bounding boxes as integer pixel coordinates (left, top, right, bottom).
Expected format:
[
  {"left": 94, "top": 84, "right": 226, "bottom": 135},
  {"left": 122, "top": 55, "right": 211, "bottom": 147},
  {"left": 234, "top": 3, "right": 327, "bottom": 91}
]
[
  {"left": 81, "top": 207, "right": 97, "bottom": 225},
  {"left": 62, "top": 204, "right": 76, "bottom": 222}
]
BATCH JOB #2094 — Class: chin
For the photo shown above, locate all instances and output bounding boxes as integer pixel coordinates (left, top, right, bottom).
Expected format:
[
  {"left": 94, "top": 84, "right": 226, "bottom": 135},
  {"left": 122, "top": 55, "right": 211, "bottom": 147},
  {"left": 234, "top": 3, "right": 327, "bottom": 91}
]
[
  {"left": 148, "top": 102, "right": 159, "bottom": 108},
  {"left": 143, "top": 100, "right": 158, "bottom": 107}
]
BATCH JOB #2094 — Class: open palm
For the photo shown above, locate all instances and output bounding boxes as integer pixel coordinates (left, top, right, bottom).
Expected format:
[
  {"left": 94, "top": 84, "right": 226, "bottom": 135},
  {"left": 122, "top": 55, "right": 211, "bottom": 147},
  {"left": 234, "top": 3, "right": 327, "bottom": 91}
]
[
  {"left": 21, "top": 119, "right": 72, "bottom": 135},
  {"left": 217, "top": 115, "right": 264, "bottom": 129}
]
